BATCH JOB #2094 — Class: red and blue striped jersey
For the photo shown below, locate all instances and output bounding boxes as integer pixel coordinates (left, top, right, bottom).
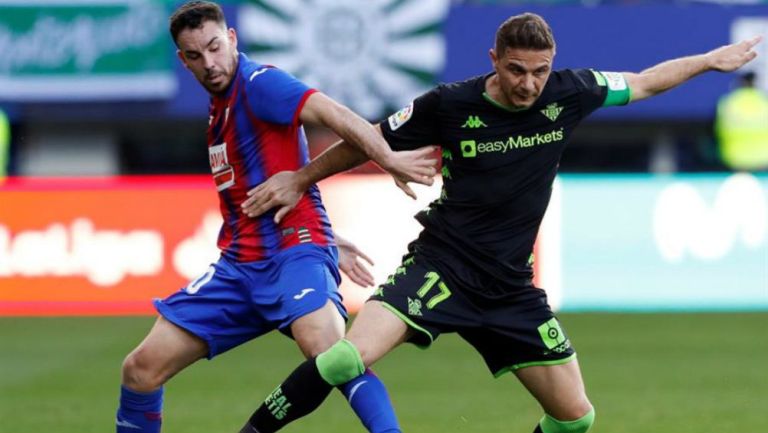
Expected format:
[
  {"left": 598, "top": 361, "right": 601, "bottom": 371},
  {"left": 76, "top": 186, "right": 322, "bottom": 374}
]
[{"left": 207, "top": 53, "right": 334, "bottom": 262}]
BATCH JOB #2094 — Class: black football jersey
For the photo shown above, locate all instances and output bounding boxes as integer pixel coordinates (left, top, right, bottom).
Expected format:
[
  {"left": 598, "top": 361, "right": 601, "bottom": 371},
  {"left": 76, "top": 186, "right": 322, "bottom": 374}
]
[{"left": 381, "top": 69, "right": 630, "bottom": 292}]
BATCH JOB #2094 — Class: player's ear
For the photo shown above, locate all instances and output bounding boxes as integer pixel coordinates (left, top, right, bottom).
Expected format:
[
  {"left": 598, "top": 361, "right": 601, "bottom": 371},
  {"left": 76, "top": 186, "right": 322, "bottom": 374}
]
[
  {"left": 228, "top": 27, "right": 238, "bottom": 50},
  {"left": 489, "top": 48, "right": 500, "bottom": 71},
  {"left": 176, "top": 50, "right": 190, "bottom": 70},
  {"left": 489, "top": 48, "right": 503, "bottom": 74}
]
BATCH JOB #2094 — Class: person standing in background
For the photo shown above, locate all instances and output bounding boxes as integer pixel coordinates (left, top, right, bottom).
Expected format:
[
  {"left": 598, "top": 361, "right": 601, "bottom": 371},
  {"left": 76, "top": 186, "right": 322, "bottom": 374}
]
[
  {"left": 0, "top": 107, "right": 10, "bottom": 180},
  {"left": 715, "top": 71, "right": 768, "bottom": 171}
]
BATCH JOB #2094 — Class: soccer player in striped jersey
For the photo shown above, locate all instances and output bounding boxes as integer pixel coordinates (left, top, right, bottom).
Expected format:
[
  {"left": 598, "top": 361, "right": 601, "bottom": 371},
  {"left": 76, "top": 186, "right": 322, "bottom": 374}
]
[{"left": 115, "top": 2, "right": 436, "bottom": 433}]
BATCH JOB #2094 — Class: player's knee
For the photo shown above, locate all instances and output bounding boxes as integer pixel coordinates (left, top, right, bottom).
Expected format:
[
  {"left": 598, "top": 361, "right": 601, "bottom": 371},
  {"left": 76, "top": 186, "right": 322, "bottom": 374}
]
[
  {"left": 315, "top": 339, "right": 365, "bottom": 386},
  {"left": 121, "top": 348, "right": 165, "bottom": 392},
  {"left": 540, "top": 407, "right": 595, "bottom": 433},
  {"left": 301, "top": 331, "right": 344, "bottom": 358}
]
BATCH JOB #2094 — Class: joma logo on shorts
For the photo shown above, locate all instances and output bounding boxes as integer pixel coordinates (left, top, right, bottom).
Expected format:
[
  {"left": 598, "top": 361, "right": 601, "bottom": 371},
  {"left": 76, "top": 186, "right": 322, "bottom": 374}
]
[{"left": 460, "top": 128, "right": 564, "bottom": 157}]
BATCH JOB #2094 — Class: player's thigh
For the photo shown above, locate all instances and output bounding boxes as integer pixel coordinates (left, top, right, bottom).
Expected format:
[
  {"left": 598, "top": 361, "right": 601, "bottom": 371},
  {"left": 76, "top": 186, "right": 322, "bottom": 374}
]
[
  {"left": 123, "top": 316, "right": 208, "bottom": 387},
  {"left": 345, "top": 300, "right": 413, "bottom": 367},
  {"left": 291, "top": 299, "right": 346, "bottom": 358},
  {"left": 514, "top": 357, "right": 592, "bottom": 420},
  {"left": 155, "top": 257, "right": 265, "bottom": 358}
]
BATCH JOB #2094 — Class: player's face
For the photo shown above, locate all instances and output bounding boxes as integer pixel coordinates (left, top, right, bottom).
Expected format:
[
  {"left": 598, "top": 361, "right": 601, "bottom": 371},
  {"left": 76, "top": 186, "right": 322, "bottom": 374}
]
[
  {"left": 491, "top": 47, "right": 554, "bottom": 109},
  {"left": 176, "top": 20, "right": 239, "bottom": 95}
]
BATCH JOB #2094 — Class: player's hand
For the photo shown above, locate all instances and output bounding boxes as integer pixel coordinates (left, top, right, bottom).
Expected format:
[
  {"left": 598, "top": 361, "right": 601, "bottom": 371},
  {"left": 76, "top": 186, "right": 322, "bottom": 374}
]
[
  {"left": 706, "top": 36, "right": 762, "bottom": 72},
  {"left": 336, "top": 235, "right": 375, "bottom": 288},
  {"left": 381, "top": 146, "right": 439, "bottom": 200},
  {"left": 241, "top": 171, "right": 302, "bottom": 223},
  {"left": 393, "top": 177, "right": 418, "bottom": 200}
]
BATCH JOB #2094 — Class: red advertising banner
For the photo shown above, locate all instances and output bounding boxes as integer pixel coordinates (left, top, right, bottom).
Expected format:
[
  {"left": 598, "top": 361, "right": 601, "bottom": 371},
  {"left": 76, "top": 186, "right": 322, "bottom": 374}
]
[
  {"left": 0, "top": 176, "right": 220, "bottom": 315},
  {"left": 0, "top": 175, "right": 552, "bottom": 316}
]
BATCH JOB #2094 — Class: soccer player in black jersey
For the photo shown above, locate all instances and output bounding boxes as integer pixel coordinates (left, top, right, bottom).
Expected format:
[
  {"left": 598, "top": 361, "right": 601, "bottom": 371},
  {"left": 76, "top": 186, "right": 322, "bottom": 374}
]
[{"left": 238, "top": 13, "right": 761, "bottom": 433}]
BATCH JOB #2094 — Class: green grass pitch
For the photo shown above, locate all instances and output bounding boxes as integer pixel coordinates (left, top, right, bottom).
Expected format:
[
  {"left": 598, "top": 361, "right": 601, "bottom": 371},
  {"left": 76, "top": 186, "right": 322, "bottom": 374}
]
[{"left": 1, "top": 313, "right": 766, "bottom": 432}]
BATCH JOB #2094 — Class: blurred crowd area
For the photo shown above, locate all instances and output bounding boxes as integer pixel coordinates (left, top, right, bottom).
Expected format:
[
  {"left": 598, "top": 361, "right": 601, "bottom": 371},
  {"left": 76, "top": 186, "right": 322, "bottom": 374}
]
[
  {"left": 458, "top": 1, "right": 768, "bottom": 3},
  {"left": 0, "top": 0, "right": 767, "bottom": 177}
]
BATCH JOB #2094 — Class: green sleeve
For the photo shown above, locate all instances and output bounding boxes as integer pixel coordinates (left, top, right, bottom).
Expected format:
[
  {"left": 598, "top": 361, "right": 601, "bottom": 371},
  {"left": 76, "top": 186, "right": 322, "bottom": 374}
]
[{"left": 590, "top": 70, "right": 631, "bottom": 107}]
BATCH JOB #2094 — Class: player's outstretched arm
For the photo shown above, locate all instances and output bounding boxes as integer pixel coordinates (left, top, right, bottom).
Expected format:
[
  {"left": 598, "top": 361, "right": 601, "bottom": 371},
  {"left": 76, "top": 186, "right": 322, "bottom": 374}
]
[
  {"left": 240, "top": 125, "right": 437, "bottom": 223},
  {"left": 241, "top": 136, "right": 370, "bottom": 220},
  {"left": 625, "top": 36, "right": 762, "bottom": 103},
  {"left": 299, "top": 92, "right": 437, "bottom": 187},
  {"left": 241, "top": 133, "right": 438, "bottom": 222}
]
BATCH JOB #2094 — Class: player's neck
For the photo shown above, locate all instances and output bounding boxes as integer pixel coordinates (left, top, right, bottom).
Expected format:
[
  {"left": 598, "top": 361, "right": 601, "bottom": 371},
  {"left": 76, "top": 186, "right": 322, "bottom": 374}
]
[
  {"left": 210, "top": 52, "right": 241, "bottom": 99},
  {"left": 484, "top": 75, "right": 503, "bottom": 103},
  {"left": 484, "top": 75, "right": 527, "bottom": 112}
]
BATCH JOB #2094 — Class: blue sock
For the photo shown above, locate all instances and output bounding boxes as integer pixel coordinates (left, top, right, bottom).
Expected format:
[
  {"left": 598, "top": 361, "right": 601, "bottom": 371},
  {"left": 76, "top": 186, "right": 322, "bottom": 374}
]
[
  {"left": 116, "top": 385, "right": 163, "bottom": 433},
  {"left": 339, "top": 369, "right": 401, "bottom": 433}
]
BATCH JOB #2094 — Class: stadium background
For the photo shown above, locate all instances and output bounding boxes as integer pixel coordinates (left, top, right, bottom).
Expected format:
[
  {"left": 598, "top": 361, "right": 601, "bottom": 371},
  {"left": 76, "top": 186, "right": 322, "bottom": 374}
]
[{"left": 0, "top": 0, "right": 766, "bottom": 432}]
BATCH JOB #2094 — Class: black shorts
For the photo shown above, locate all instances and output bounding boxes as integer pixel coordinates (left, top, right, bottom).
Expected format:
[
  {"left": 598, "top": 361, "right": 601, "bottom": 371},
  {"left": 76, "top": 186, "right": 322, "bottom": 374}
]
[{"left": 369, "top": 242, "right": 576, "bottom": 377}]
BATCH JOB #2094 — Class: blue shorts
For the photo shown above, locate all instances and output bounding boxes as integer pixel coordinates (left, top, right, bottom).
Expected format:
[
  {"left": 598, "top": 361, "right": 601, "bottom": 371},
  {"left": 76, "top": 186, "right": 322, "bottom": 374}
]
[{"left": 154, "top": 244, "right": 346, "bottom": 359}]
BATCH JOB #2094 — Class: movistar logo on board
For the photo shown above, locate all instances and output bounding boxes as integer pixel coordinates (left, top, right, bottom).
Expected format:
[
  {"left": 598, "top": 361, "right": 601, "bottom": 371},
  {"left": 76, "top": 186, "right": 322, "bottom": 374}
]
[
  {"left": 462, "top": 115, "right": 487, "bottom": 128},
  {"left": 460, "top": 128, "right": 565, "bottom": 157},
  {"left": 540, "top": 103, "right": 564, "bottom": 122}
]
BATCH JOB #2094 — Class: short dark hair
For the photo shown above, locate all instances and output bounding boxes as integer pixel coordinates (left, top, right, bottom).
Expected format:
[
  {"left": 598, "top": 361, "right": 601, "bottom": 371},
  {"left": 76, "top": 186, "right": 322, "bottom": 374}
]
[
  {"left": 495, "top": 13, "right": 555, "bottom": 53},
  {"left": 169, "top": 1, "right": 227, "bottom": 45},
  {"left": 740, "top": 71, "right": 757, "bottom": 87}
]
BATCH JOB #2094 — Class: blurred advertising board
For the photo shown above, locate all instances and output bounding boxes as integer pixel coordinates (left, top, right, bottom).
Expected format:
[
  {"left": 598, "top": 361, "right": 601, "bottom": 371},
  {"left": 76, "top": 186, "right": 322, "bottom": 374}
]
[
  {"left": 238, "top": 0, "right": 451, "bottom": 120},
  {"left": 0, "top": 176, "right": 218, "bottom": 315},
  {"left": 0, "top": 174, "right": 765, "bottom": 316},
  {"left": 4, "top": 2, "right": 765, "bottom": 119},
  {"left": 0, "top": 0, "right": 175, "bottom": 101},
  {"left": 237, "top": 2, "right": 768, "bottom": 121},
  {"left": 557, "top": 173, "right": 767, "bottom": 311}
]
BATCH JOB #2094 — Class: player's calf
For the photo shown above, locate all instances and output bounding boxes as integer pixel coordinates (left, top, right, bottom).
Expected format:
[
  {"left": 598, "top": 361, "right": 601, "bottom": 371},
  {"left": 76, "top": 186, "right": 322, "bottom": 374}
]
[
  {"left": 241, "top": 339, "right": 400, "bottom": 433},
  {"left": 240, "top": 357, "right": 333, "bottom": 433},
  {"left": 117, "top": 352, "right": 168, "bottom": 432},
  {"left": 241, "top": 339, "right": 363, "bottom": 432},
  {"left": 116, "top": 385, "right": 163, "bottom": 433}
]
